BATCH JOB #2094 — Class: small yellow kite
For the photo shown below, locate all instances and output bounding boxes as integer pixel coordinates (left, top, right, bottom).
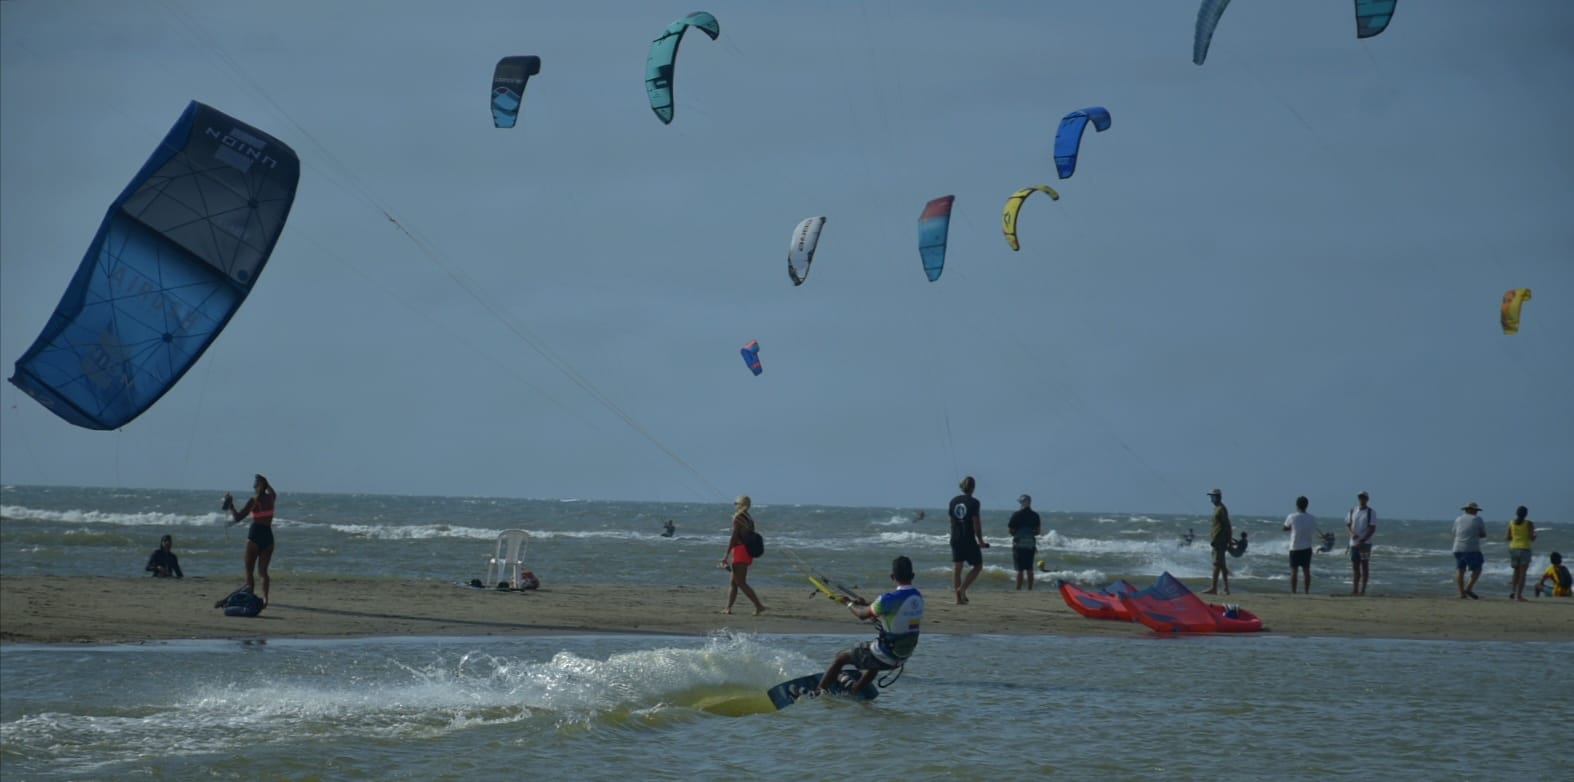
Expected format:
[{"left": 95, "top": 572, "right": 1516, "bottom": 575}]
[{"left": 1501, "top": 288, "right": 1532, "bottom": 334}]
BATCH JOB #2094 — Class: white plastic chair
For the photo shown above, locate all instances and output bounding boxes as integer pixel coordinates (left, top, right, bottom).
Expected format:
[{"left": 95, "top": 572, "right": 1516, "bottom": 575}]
[{"left": 484, "top": 529, "right": 529, "bottom": 588}]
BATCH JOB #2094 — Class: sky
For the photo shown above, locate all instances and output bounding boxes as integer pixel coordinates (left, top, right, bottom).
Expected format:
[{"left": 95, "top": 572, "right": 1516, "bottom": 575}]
[{"left": 2, "top": 1, "right": 1571, "bottom": 520}]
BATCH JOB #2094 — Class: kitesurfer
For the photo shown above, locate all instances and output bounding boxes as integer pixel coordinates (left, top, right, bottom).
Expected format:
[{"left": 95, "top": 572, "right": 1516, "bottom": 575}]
[
  {"left": 661, "top": 520, "right": 675, "bottom": 537},
  {"left": 1179, "top": 528, "right": 1195, "bottom": 547},
  {"left": 817, "top": 556, "right": 923, "bottom": 696},
  {"left": 224, "top": 474, "right": 277, "bottom": 607}
]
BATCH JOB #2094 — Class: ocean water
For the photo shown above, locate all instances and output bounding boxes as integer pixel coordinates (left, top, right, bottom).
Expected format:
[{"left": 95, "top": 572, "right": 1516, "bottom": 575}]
[{"left": 2, "top": 485, "right": 1568, "bottom": 780}]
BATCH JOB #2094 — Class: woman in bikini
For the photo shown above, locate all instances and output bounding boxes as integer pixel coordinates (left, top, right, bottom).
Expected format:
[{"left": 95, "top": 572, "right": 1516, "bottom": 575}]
[
  {"left": 224, "top": 474, "right": 277, "bottom": 606},
  {"left": 719, "top": 495, "right": 767, "bottom": 615}
]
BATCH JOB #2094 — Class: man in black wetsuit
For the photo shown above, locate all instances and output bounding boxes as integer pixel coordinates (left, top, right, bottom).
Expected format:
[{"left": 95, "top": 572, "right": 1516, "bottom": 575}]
[{"left": 146, "top": 534, "right": 183, "bottom": 578}]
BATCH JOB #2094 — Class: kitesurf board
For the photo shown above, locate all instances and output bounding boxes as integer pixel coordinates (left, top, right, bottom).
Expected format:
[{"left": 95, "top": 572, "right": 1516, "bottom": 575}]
[{"left": 766, "top": 669, "right": 878, "bottom": 710}]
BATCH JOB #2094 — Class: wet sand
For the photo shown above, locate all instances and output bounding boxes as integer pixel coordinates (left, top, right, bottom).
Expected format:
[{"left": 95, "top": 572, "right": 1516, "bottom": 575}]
[{"left": 2, "top": 574, "right": 1570, "bottom": 644}]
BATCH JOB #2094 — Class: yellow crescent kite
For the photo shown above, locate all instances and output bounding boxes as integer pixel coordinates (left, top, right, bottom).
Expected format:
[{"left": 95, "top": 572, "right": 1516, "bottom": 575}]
[
  {"left": 1501, "top": 288, "right": 1532, "bottom": 334},
  {"left": 1001, "top": 185, "right": 1060, "bottom": 251}
]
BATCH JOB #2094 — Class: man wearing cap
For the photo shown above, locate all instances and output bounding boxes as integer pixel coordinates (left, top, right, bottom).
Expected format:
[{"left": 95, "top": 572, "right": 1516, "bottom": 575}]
[
  {"left": 1451, "top": 501, "right": 1487, "bottom": 599},
  {"left": 1007, "top": 494, "right": 1042, "bottom": 591},
  {"left": 1203, "top": 488, "right": 1231, "bottom": 595},
  {"left": 1345, "top": 491, "right": 1377, "bottom": 596}
]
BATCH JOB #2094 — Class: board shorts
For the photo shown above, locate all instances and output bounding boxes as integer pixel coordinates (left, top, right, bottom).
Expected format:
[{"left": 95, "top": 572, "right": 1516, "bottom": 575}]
[
  {"left": 950, "top": 536, "right": 982, "bottom": 568},
  {"left": 730, "top": 543, "right": 753, "bottom": 567},
  {"left": 1012, "top": 546, "right": 1035, "bottom": 572},
  {"left": 1349, "top": 543, "right": 1372, "bottom": 563},
  {"left": 844, "top": 640, "right": 903, "bottom": 673},
  {"left": 1211, "top": 546, "right": 1228, "bottom": 567},
  {"left": 1454, "top": 551, "right": 1484, "bottom": 573},
  {"left": 1288, "top": 548, "right": 1312, "bottom": 568},
  {"left": 1509, "top": 549, "right": 1533, "bottom": 568},
  {"left": 247, "top": 523, "right": 274, "bottom": 551}
]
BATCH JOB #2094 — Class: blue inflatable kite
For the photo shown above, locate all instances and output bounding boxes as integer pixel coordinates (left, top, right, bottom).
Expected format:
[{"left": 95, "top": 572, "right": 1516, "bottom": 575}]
[
  {"left": 492, "top": 55, "right": 541, "bottom": 128},
  {"left": 917, "top": 196, "right": 954, "bottom": 282},
  {"left": 740, "top": 339, "right": 762, "bottom": 376},
  {"left": 1053, "top": 107, "right": 1111, "bottom": 180},
  {"left": 8, "top": 101, "right": 300, "bottom": 430}
]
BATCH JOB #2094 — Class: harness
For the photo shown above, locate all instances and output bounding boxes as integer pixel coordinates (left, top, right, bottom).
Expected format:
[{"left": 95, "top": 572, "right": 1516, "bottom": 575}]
[{"left": 867, "top": 593, "right": 921, "bottom": 689}]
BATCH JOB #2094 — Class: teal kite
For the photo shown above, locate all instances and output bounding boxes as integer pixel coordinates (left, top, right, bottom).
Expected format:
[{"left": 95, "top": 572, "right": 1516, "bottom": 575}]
[{"left": 645, "top": 12, "right": 720, "bottom": 125}]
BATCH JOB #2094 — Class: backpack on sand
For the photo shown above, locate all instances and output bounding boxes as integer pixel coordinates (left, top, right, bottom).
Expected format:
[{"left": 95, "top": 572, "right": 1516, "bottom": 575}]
[{"left": 214, "top": 585, "right": 265, "bottom": 617}]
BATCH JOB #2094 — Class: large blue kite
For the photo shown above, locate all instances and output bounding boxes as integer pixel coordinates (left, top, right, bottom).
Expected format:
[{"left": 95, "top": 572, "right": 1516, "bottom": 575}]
[{"left": 8, "top": 101, "right": 300, "bottom": 430}]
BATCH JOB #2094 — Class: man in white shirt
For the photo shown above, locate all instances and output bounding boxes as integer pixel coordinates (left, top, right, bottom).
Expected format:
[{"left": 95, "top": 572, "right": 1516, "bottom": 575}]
[
  {"left": 1282, "top": 496, "right": 1318, "bottom": 594},
  {"left": 1346, "top": 491, "right": 1376, "bottom": 596},
  {"left": 1452, "top": 501, "right": 1487, "bottom": 599}
]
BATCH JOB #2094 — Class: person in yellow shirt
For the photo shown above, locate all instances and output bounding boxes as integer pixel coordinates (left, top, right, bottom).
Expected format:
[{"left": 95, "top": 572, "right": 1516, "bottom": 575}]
[
  {"left": 1535, "top": 552, "right": 1572, "bottom": 597},
  {"left": 1506, "top": 505, "right": 1537, "bottom": 602}
]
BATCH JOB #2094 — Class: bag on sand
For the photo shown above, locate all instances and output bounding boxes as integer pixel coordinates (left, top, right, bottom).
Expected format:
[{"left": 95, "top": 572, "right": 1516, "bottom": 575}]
[{"left": 214, "top": 585, "right": 265, "bottom": 617}]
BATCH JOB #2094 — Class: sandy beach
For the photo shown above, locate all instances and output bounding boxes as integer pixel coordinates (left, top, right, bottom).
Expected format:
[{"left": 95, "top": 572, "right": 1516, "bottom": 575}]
[{"left": 3, "top": 574, "right": 1570, "bottom": 644}]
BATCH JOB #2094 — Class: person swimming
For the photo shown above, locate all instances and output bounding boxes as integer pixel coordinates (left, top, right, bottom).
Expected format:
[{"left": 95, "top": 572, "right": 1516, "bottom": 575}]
[{"left": 661, "top": 520, "right": 675, "bottom": 537}]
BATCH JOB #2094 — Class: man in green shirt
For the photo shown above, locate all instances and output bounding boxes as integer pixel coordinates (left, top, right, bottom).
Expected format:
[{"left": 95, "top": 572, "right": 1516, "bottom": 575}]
[{"left": 1204, "top": 488, "right": 1231, "bottom": 595}]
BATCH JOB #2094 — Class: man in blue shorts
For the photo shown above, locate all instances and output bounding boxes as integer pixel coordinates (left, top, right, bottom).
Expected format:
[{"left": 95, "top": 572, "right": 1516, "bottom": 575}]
[{"left": 1452, "top": 501, "right": 1487, "bottom": 599}]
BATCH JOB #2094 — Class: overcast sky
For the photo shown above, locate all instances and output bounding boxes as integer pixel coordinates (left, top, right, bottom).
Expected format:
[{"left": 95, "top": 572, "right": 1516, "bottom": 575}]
[{"left": 3, "top": 1, "right": 1570, "bottom": 520}]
